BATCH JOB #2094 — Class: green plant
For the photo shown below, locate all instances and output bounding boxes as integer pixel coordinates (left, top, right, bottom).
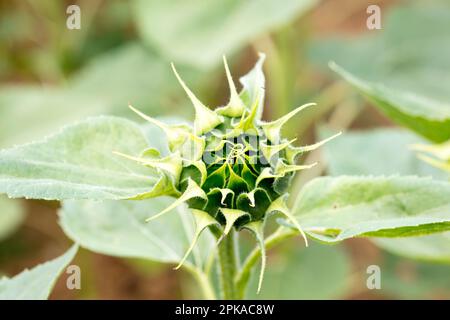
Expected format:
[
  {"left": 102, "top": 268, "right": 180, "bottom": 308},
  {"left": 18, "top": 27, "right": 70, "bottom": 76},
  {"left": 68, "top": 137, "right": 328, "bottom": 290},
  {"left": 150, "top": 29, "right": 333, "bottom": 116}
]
[
  {"left": 113, "top": 55, "right": 341, "bottom": 298},
  {"left": 1, "top": 54, "right": 450, "bottom": 300}
]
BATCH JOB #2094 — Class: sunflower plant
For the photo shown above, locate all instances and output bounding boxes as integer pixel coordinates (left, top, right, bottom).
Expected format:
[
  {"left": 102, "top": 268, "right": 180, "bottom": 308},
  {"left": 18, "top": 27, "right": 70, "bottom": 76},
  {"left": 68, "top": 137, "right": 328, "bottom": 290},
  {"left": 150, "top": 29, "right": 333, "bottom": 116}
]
[{"left": 1, "top": 55, "right": 450, "bottom": 300}]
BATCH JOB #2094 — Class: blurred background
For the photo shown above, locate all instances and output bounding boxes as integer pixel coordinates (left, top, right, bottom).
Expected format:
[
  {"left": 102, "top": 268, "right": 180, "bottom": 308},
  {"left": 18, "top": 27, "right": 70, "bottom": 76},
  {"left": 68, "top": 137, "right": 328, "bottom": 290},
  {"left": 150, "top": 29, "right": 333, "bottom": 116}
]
[{"left": 0, "top": 0, "right": 449, "bottom": 299}]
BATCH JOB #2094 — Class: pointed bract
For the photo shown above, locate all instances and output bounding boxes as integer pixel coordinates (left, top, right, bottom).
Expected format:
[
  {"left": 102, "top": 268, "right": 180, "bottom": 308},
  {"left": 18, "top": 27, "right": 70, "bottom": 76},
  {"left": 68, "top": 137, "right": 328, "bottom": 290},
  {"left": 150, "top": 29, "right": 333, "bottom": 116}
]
[
  {"left": 174, "top": 209, "right": 219, "bottom": 270},
  {"left": 267, "top": 196, "right": 308, "bottom": 246},
  {"left": 255, "top": 167, "right": 282, "bottom": 187},
  {"left": 171, "top": 63, "right": 223, "bottom": 135},
  {"left": 239, "top": 53, "right": 266, "bottom": 120},
  {"left": 220, "top": 208, "right": 249, "bottom": 235},
  {"left": 180, "top": 134, "right": 206, "bottom": 161},
  {"left": 241, "top": 189, "right": 260, "bottom": 207},
  {"left": 242, "top": 221, "right": 266, "bottom": 294},
  {"left": 260, "top": 139, "right": 296, "bottom": 163},
  {"left": 275, "top": 160, "right": 318, "bottom": 175},
  {"left": 184, "top": 160, "right": 208, "bottom": 186},
  {"left": 216, "top": 56, "right": 246, "bottom": 118},
  {"left": 128, "top": 104, "right": 190, "bottom": 151},
  {"left": 113, "top": 151, "right": 183, "bottom": 185},
  {"left": 212, "top": 188, "right": 234, "bottom": 205},
  {"left": 260, "top": 103, "right": 316, "bottom": 143},
  {"left": 146, "top": 178, "right": 207, "bottom": 222},
  {"left": 128, "top": 175, "right": 179, "bottom": 200},
  {"left": 285, "top": 132, "right": 342, "bottom": 164}
]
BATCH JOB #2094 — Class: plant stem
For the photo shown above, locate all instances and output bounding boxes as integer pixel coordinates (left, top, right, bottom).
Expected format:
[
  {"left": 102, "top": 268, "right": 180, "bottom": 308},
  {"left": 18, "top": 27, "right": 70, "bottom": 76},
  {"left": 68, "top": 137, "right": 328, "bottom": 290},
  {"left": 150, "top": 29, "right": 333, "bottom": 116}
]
[
  {"left": 183, "top": 263, "right": 217, "bottom": 300},
  {"left": 217, "top": 230, "right": 239, "bottom": 299},
  {"left": 194, "top": 269, "right": 217, "bottom": 300},
  {"left": 235, "top": 227, "right": 297, "bottom": 299}
]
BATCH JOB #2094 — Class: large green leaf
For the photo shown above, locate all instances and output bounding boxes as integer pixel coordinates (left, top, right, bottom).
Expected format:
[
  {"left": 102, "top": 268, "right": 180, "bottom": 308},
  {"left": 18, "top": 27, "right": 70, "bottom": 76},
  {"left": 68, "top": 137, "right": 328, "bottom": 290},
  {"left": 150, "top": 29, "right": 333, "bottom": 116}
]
[
  {"left": 134, "top": 0, "right": 316, "bottom": 69},
  {"left": 321, "top": 128, "right": 450, "bottom": 262},
  {"left": 0, "top": 43, "right": 190, "bottom": 149},
  {"left": 0, "top": 116, "right": 159, "bottom": 201},
  {"left": 330, "top": 63, "right": 450, "bottom": 143},
  {"left": 247, "top": 242, "right": 350, "bottom": 299},
  {"left": 0, "top": 245, "right": 78, "bottom": 300},
  {"left": 0, "top": 196, "right": 25, "bottom": 241},
  {"left": 292, "top": 176, "right": 450, "bottom": 242},
  {"left": 311, "top": 4, "right": 450, "bottom": 142},
  {"left": 59, "top": 198, "right": 214, "bottom": 268}
]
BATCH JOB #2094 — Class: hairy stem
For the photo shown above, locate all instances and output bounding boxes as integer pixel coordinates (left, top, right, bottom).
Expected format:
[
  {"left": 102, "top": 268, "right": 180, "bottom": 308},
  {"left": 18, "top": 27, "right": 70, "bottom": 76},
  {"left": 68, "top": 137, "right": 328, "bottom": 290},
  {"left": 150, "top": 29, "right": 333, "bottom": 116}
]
[
  {"left": 235, "top": 227, "right": 297, "bottom": 299},
  {"left": 217, "top": 230, "right": 239, "bottom": 299}
]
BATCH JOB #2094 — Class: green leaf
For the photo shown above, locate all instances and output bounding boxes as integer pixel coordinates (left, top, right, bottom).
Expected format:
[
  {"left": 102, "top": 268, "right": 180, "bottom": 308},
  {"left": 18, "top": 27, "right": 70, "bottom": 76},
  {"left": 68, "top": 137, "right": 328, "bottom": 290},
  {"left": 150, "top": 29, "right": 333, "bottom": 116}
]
[
  {"left": 292, "top": 176, "right": 450, "bottom": 242},
  {"left": 0, "top": 116, "right": 161, "bottom": 201},
  {"left": 0, "top": 245, "right": 78, "bottom": 300},
  {"left": 321, "top": 128, "right": 450, "bottom": 262},
  {"left": 330, "top": 63, "right": 450, "bottom": 143},
  {"left": 134, "top": 0, "right": 317, "bottom": 69},
  {"left": 59, "top": 198, "right": 214, "bottom": 268},
  {"left": 311, "top": 4, "right": 450, "bottom": 142},
  {"left": 0, "top": 196, "right": 25, "bottom": 241},
  {"left": 247, "top": 242, "right": 350, "bottom": 299}
]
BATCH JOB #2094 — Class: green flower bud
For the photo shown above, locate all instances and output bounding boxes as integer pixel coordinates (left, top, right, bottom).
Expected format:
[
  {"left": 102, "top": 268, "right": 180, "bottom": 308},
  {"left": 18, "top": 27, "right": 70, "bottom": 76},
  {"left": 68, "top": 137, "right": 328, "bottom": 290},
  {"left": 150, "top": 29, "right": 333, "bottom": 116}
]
[{"left": 117, "top": 54, "right": 340, "bottom": 291}]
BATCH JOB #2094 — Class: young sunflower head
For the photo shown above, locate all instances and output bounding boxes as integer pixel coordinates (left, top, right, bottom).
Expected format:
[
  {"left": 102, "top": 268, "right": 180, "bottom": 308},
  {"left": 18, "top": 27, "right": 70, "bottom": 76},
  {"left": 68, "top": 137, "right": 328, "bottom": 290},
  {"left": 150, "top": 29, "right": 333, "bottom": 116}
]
[{"left": 116, "top": 54, "right": 339, "bottom": 290}]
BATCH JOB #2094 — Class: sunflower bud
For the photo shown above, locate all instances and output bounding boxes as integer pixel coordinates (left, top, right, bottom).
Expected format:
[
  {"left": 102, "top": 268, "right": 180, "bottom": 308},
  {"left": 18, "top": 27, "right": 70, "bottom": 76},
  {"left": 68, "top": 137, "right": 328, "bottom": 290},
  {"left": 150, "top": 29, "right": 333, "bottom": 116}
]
[{"left": 118, "top": 54, "right": 340, "bottom": 291}]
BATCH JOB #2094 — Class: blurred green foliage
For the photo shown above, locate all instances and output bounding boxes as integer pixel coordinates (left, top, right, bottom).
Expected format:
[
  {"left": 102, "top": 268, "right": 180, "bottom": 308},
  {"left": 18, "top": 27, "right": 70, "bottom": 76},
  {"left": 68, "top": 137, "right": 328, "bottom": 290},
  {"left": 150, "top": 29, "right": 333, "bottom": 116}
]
[
  {"left": 134, "top": 0, "right": 316, "bottom": 69},
  {"left": 311, "top": 3, "right": 450, "bottom": 142}
]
